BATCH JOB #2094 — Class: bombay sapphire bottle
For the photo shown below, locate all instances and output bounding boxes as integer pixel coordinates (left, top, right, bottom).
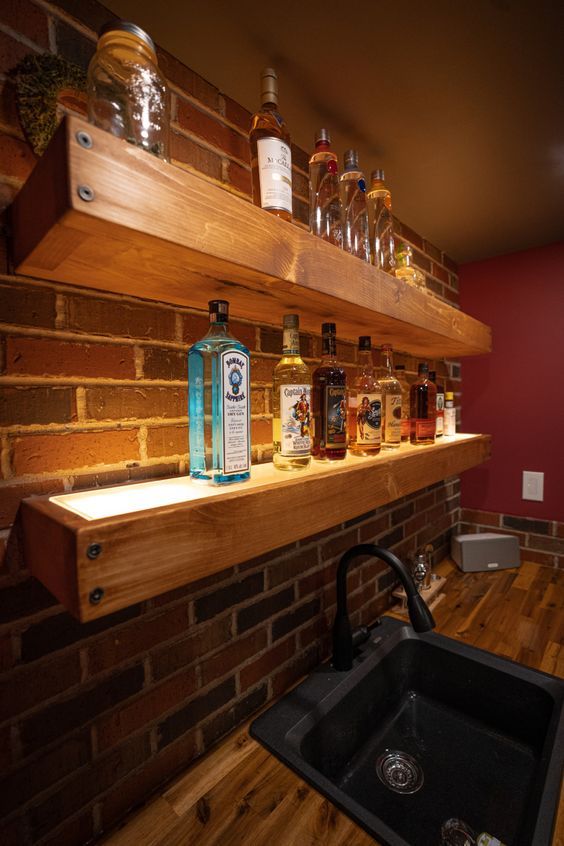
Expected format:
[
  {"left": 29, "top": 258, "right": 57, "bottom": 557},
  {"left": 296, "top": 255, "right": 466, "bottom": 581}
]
[{"left": 188, "top": 300, "right": 251, "bottom": 484}]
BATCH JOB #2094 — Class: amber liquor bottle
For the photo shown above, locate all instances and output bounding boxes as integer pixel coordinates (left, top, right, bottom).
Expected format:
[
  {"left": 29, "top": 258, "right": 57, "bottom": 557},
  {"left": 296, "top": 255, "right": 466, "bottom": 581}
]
[
  {"left": 312, "top": 323, "right": 347, "bottom": 460},
  {"left": 347, "top": 336, "right": 382, "bottom": 456},
  {"left": 249, "top": 68, "right": 292, "bottom": 222},
  {"left": 410, "top": 362, "right": 437, "bottom": 445}
]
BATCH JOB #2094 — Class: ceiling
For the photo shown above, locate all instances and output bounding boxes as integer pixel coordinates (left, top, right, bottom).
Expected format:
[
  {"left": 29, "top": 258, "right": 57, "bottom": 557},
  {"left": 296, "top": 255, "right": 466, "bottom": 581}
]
[{"left": 104, "top": 0, "right": 564, "bottom": 263}]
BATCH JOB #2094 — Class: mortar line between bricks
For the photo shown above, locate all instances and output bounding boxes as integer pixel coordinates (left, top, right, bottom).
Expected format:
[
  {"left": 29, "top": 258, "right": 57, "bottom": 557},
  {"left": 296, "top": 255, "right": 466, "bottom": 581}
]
[
  {"left": 172, "top": 89, "right": 251, "bottom": 141},
  {"left": 0, "top": 22, "right": 48, "bottom": 54},
  {"left": 33, "top": 0, "right": 98, "bottom": 41}
]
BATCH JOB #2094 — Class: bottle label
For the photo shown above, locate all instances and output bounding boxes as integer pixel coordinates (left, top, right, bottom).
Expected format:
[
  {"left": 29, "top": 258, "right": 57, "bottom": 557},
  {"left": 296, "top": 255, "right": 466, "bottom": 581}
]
[
  {"left": 257, "top": 137, "right": 292, "bottom": 213},
  {"left": 325, "top": 386, "right": 347, "bottom": 444},
  {"left": 384, "top": 394, "right": 402, "bottom": 442},
  {"left": 414, "top": 419, "right": 435, "bottom": 440},
  {"left": 400, "top": 417, "right": 410, "bottom": 439},
  {"left": 444, "top": 407, "right": 456, "bottom": 436},
  {"left": 436, "top": 391, "right": 444, "bottom": 435},
  {"left": 282, "top": 327, "right": 300, "bottom": 354},
  {"left": 355, "top": 392, "right": 381, "bottom": 444},
  {"left": 221, "top": 349, "right": 250, "bottom": 474},
  {"left": 279, "top": 385, "right": 311, "bottom": 456}
]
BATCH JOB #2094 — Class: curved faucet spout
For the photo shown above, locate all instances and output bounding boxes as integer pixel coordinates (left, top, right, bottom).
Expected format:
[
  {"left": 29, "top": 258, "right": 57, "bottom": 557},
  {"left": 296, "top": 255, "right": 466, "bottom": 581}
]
[{"left": 332, "top": 544, "right": 435, "bottom": 671}]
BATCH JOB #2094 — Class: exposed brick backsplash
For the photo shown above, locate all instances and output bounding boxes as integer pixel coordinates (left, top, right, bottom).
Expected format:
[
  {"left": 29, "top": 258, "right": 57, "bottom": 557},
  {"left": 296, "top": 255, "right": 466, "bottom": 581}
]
[{"left": 0, "top": 1, "right": 464, "bottom": 843}]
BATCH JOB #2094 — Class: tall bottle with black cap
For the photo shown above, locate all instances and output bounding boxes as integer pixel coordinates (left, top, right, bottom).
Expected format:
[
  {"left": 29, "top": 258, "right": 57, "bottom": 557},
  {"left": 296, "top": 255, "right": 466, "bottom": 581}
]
[
  {"left": 339, "top": 149, "right": 370, "bottom": 262},
  {"left": 367, "top": 169, "right": 395, "bottom": 272},
  {"left": 188, "top": 301, "right": 251, "bottom": 484},
  {"left": 250, "top": 68, "right": 292, "bottom": 221},
  {"left": 87, "top": 20, "right": 169, "bottom": 159},
  {"left": 312, "top": 324, "right": 347, "bottom": 460},
  {"left": 309, "top": 129, "right": 342, "bottom": 247}
]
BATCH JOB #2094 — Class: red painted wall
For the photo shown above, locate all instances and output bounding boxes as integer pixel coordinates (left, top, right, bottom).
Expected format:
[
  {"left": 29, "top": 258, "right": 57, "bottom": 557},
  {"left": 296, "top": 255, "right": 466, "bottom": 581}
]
[{"left": 460, "top": 242, "right": 564, "bottom": 521}]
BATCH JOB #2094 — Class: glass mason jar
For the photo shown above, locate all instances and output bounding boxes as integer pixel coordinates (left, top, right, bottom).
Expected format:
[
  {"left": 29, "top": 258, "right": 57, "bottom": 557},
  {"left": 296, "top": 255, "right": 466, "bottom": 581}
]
[{"left": 87, "top": 21, "right": 169, "bottom": 160}]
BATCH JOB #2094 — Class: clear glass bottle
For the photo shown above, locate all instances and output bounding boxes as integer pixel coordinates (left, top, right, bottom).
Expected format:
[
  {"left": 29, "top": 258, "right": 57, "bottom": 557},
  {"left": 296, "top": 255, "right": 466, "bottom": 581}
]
[
  {"left": 309, "top": 128, "right": 342, "bottom": 247},
  {"left": 394, "top": 364, "right": 411, "bottom": 442},
  {"left": 188, "top": 300, "right": 251, "bottom": 484},
  {"left": 340, "top": 149, "right": 370, "bottom": 262},
  {"left": 312, "top": 323, "right": 347, "bottom": 460},
  {"left": 367, "top": 169, "right": 395, "bottom": 273},
  {"left": 429, "top": 369, "right": 444, "bottom": 437},
  {"left": 87, "top": 21, "right": 169, "bottom": 159},
  {"left": 249, "top": 68, "right": 292, "bottom": 222},
  {"left": 347, "top": 336, "right": 381, "bottom": 456},
  {"left": 272, "top": 314, "right": 312, "bottom": 471},
  {"left": 395, "top": 242, "right": 426, "bottom": 290},
  {"left": 444, "top": 390, "right": 456, "bottom": 436},
  {"left": 410, "top": 362, "right": 437, "bottom": 445},
  {"left": 379, "top": 345, "right": 402, "bottom": 448}
]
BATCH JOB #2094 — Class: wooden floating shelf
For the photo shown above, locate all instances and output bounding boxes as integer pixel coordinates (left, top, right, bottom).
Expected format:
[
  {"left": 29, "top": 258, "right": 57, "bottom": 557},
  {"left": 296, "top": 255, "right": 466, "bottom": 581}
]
[
  {"left": 11, "top": 116, "right": 491, "bottom": 358},
  {"left": 21, "top": 434, "right": 491, "bottom": 622}
]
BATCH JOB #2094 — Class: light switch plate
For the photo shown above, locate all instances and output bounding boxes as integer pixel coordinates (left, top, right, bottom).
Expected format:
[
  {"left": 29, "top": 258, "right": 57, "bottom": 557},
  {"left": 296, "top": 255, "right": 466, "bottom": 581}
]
[{"left": 522, "top": 470, "right": 544, "bottom": 502}]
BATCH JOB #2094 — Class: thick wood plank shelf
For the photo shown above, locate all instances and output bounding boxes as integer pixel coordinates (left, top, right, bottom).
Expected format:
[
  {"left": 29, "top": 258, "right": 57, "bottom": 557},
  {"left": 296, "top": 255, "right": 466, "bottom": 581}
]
[
  {"left": 11, "top": 116, "right": 491, "bottom": 357},
  {"left": 21, "top": 434, "right": 490, "bottom": 621}
]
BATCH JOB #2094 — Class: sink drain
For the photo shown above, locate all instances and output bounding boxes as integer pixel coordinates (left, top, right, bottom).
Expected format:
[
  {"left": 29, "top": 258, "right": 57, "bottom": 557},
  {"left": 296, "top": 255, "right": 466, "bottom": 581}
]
[{"left": 375, "top": 750, "right": 424, "bottom": 794}]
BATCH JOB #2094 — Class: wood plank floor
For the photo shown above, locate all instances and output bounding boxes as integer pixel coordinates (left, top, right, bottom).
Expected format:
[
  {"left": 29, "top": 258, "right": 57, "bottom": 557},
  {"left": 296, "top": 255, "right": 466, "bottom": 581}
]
[{"left": 103, "top": 559, "right": 564, "bottom": 845}]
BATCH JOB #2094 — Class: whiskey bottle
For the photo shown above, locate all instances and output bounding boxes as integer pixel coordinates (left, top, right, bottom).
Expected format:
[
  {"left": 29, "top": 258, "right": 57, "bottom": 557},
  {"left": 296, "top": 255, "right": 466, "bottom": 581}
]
[
  {"left": 249, "top": 68, "right": 292, "bottom": 221},
  {"left": 272, "top": 315, "right": 312, "bottom": 471},
  {"left": 410, "top": 362, "right": 437, "bottom": 445},
  {"left": 347, "top": 336, "right": 381, "bottom": 456},
  {"left": 340, "top": 149, "right": 370, "bottom": 262},
  {"left": 188, "top": 300, "right": 251, "bottom": 484},
  {"left": 394, "top": 364, "right": 411, "bottom": 442},
  {"left": 366, "top": 169, "right": 395, "bottom": 273},
  {"left": 444, "top": 391, "right": 456, "bottom": 436},
  {"left": 429, "top": 370, "right": 444, "bottom": 437},
  {"left": 309, "top": 128, "right": 342, "bottom": 247},
  {"left": 379, "top": 345, "right": 402, "bottom": 448},
  {"left": 312, "top": 323, "right": 347, "bottom": 460}
]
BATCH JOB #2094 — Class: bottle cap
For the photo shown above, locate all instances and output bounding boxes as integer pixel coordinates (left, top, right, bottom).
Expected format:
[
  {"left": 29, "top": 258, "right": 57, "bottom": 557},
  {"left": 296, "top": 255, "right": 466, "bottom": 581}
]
[
  {"left": 429, "top": 370, "right": 437, "bottom": 382},
  {"left": 261, "top": 68, "right": 278, "bottom": 105},
  {"left": 343, "top": 149, "right": 359, "bottom": 171},
  {"left": 358, "top": 336, "right": 371, "bottom": 350},
  {"left": 315, "top": 128, "right": 331, "bottom": 145},
  {"left": 99, "top": 20, "right": 156, "bottom": 53},
  {"left": 321, "top": 322, "right": 336, "bottom": 335},
  {"left": 283, "top": 314, "right": 299, "bottom": 329},
  {"left": 445, "top": 391, "right": 454, "bottom": 400},
  {"left": 209, "top": 300, "right": 229, "bottom": 321},
  {"left": 371, "top": 168, "right": 385, "bottom": 182},
  {"left": 418, "top": 362, "right": 429, "bottom": 375}
]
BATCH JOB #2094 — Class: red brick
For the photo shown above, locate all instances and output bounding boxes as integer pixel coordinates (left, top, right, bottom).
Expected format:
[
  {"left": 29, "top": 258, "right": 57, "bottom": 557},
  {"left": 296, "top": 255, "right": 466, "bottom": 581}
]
[
  {"left": 201, "top": 628, "right": 267, "bottom": 687},
  {"left": 292, "top": 169, "right": 309, "bottom": 200},
  {"left": 240, "top": 634, "right": 295, "bottom": 692},
  {"left": 250, "top": 355, "right": 275, "bottom": 383},
  {"left": 181, "top": 312, "right": 212, "bottom": 345},
  {"left": 176, "top": 99, "right": 248, "bottom": 163},
  {"left": 422, "top": 240, "right": 442, "bottom": 262},
  {"left": 227, "top": 159, "right": 252, "bottom": 196},
  {"left": 0, "top": 478, "right": 65, "bottom": 529},
  {"left": 443, "top": 253, "right": 459, "bottom": 273},
  {"left": 0, "top": 132, "right": 35, "bottom": 181},
  {"left": 268, "top": 547, "right": 318, "bottom": 589},
  {"left": 0, "top": 650, "right": 81, "bottom": 721},
  {"left": 555, "top": 522, "right": 564, "bottom": 539},
  {"left": 223, "top": 95, "right": 252, "bottom": 132},
  {"left": 0, "top": 815, "right": 26, "bottom": 846},
  {"left": 0, "top": 0, "right": 50, "bottom": 48},
  {"left": 152, "top": 614, "right": 232, "bottom": 681},
  {"left": 0, "top": 723, "right": 12, "bottom": 773},
  {"left": 5, "top": 336, "right": 136, "bottom": 379},
  {"left": 527, "top": 534, "right": 564, "bottom": 555},
  {"left": 40, "top": 812, "right": 94, "bottom": 846},
  {"left": 291, "top": 144, "right": 310, "bottom": 174},
  {"left": 143, "top": 347, "right": 186, "bottom": 381},
  {"left": 251, "top": 387, "right": 266, "bottom": 414},
  {"left": 230, "top": 320, "right": 256, "bottom": 350},
  {"left": 146, "top": 424, "right": 187, "bottom": 458},
  {"left": 358, "top": 513, "right": 390, "bottom": 542},
  {"left": 85, "top": 386, "right": 184, "bottom": 421},
  {"left": 0, "top": 79, "right": 22, "bottom": 136},
  {"left": 431, "top": 262, "right": 449, "bottom": 284},
  {"left": 298, "top": 559, "right": 337, "bottom": 598},
  {"left": 0, "top": 633, "right": 13, "bottom": 672},
  {"left": 460, "top": 508, "right": 500, "bottom": 527},
  {"left": 0, "top": 385, "right": 74, "bottom": 425},
  {"left": 320, "top": 528, "right": 360, "bottom": 562},
  {"left": 443, "top": 286, "right": 460, "bottom": 305},
  {"left": 271, "top": 644, "right": 319, "bottom": 698},
  {"left": 66, "top": 295, "right": 176, "bottom": 341},
  {"left": 425, "top": 276, "right": 443, "bottom": 297},
  {"left": 87, "top": 604, "right": 191, "bottom": 676},
  {"left": 157, "top": 49, "right": 219, "bottom": 110},
  {"left": 96, "top": 665, "right": 197, "bottom": 751},
  {"left": 170, "top": 130, "right": 222, "bottom": 181},
  {"left": 12, "top": 429, "right": 140, "bottom": 475},
  {"left": 0, "top": 30, "right": 35, "bottom": 76},
  {"left": 0, "top": 280, "right": 56, "bottom": 329},
  {"left": 521, "top": 549, "right": 556, "bottom": 568},
  {"left": 399, "top": 223, "right": 423, "bottom": 250},
  {"left": 251, "top": 417, "right": 273, "bottom": 445}
]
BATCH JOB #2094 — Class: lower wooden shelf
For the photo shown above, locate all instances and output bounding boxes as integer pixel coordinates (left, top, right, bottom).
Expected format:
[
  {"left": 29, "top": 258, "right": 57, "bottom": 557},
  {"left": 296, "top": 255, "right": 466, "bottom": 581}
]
[{"left": 21, "top": 433, "right": 491, "bottom": 621}]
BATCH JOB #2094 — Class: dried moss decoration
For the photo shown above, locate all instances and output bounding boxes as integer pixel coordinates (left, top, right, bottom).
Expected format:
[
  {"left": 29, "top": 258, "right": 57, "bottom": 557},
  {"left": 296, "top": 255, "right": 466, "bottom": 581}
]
[{"left": 11, "top": 53, "right": 87, "bottom": 156}]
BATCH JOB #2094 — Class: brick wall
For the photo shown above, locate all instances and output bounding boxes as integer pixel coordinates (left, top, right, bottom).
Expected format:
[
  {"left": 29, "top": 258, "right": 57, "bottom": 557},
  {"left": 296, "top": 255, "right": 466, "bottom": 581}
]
[
  {"left": 460, "top": 508, "right": 564, "bottom": 570},
  {"left": 0, "top": 2, "right": 463, "bottom": 844}
]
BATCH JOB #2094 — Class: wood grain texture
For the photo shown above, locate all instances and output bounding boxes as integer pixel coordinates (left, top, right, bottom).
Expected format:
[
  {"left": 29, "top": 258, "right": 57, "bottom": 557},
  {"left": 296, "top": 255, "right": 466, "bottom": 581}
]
[
  {"left": 21, "top": 434, "right": 491, "bottom": 621},
  {"left": 11, "top": 116, "right": 491, "bottom": 357},
  {"left": 102, "top": 559, "right": 564, "bottom": 846}
]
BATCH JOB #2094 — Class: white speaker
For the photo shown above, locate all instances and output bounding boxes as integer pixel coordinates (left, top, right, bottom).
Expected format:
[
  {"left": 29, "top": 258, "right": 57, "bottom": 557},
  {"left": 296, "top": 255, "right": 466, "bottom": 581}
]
[{"left": 451, "top": 532, "right": 520, "bottom": 573}]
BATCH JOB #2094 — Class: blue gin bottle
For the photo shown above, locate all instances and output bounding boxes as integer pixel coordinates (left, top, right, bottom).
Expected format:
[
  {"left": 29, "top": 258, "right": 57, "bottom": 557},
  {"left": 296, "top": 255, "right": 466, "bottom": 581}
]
[{"left": 188, "top": 300, "right": 251, "bottom": 484}]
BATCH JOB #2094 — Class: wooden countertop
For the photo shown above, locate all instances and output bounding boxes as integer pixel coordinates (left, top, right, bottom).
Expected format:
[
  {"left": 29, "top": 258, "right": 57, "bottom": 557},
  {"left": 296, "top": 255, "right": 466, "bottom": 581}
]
[{"left": 103, "top": 559, "right": 564, "bottom": 846}]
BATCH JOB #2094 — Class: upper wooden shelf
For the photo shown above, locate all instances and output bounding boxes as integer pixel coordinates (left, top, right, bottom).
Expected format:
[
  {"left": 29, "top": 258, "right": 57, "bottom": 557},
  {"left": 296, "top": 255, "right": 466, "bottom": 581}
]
[
  {"left": 21, "top": 434, "right": 491, "bottom": 622},
  {"left": 11, "top": 116, "right": 491, "bottom": 357}
]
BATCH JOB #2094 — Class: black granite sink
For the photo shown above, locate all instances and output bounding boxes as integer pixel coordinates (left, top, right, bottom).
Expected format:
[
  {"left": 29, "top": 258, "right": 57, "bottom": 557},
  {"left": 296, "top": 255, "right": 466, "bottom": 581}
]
[{"left": 251, "top": 617, "right": 564, "bottom": 846}]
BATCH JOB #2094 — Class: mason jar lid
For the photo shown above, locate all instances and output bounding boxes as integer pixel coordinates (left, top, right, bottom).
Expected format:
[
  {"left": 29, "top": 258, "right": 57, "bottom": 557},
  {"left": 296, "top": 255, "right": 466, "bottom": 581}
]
[{"left": 99, "top": 20, "right": 156, "bottom": 53}]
